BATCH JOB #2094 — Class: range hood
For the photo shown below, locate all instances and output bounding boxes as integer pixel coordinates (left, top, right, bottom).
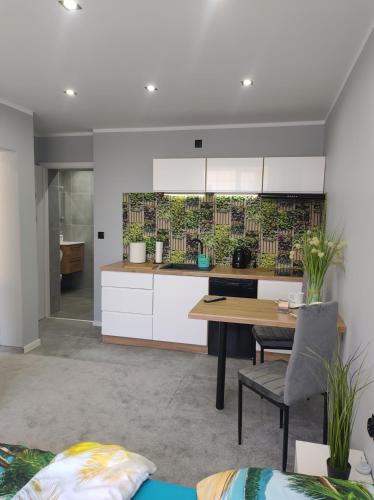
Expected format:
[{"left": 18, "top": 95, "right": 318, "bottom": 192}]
[{"left": 261, "top": 193, "right": 325, "bottom": 200}]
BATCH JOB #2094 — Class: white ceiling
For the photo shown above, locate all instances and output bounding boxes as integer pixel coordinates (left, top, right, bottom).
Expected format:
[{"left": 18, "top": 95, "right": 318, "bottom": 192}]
[{"left": 1, "top": 0, "right": 373, "bottom": 133}]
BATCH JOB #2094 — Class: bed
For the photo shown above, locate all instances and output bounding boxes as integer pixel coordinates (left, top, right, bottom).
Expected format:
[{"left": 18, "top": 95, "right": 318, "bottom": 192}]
[
  {"left": 0, "top": 443, "right": 196, "bottom": 499},
  {"left": 1, "top": 443, "right": 373, "bottom": 499}
]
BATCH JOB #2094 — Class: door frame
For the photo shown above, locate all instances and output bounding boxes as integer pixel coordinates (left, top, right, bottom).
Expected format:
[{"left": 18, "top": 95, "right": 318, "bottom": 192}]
[
  {"left": 35, "top": 165, "right": 50, "bottom": 318},
  {"left": 36, "top": 162, "right": 94, "bottom": 319}
]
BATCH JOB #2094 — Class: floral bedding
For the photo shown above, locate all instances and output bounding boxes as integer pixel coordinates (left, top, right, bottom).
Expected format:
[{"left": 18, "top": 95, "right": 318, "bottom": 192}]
[
  {"left": 197, "top": 467, "right": 374, "bottom": 499},
  {"left": 0, "top": 443, "right": 55, "bottom": 499}
]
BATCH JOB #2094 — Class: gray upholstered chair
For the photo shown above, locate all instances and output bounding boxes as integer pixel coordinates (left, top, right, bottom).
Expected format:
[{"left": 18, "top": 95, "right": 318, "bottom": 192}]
[
  {"left": 238, "top": 302, "right": 338, "bottom": 471},
  {"left": 251, "top": 276, "right": 308, "bottom": 365}
]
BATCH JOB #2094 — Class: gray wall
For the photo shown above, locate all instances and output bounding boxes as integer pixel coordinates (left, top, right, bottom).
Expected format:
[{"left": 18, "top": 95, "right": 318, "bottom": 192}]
[
  {"left": 35, "top": 135, "right": 93, "bottom": 163},
  {"left": 324, "top": 30, "right": 374, "bottom": 469},
  {"left": 0, "top": 103, "right": 38, "bottom": 347},
  {"left": 93, "top": 124, "right": 324, "bottom": 322}
]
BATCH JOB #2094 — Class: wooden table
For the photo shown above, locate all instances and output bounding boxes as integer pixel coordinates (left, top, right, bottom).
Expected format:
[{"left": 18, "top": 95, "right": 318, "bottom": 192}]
[{"left": 188, "top": 296, "right": 346, "bottom": 410}]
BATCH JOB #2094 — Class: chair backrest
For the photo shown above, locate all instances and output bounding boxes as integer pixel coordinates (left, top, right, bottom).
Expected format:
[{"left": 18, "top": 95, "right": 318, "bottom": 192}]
[{"left": 283, "top": 301, "right": 338, "bottom": 406}]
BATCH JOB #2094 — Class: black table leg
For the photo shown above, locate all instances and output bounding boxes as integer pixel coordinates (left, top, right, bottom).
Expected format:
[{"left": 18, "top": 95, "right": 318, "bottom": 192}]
[{"left": 216, "top": 322, "right": 227, "bottom": 410}]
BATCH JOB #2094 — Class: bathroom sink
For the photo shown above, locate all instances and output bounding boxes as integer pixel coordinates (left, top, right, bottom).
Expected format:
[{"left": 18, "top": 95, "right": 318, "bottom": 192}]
[
  {"left": 60, "top": 241, "right": 84, "bottom": 245},
  {"left": 160, "top": 263, "right": 213, "bottom": 271}
]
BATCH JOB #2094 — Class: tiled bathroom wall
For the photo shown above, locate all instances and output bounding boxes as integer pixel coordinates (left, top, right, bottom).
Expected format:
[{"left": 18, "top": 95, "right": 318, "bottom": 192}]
[
  {"left": 48, "top": 170, "right": 61, "bottom": 313},
  {"left": 60, "top": 170, "right": 94, "bottom": 288}
]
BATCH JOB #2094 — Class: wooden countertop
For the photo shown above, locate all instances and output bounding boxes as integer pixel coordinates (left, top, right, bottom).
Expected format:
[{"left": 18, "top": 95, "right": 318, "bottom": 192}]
[
  {"left": 101, "top": 261, "right": 303, "bottom": 282},
  {"left": 101, "top": 262, "right": 159, "bottom": 273},
  {"left": 188, "top": 296, "right": 346, "bottom": 334}
]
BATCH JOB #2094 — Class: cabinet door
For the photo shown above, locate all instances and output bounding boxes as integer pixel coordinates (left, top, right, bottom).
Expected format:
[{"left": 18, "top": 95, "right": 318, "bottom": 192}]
[
  {"left": 102, "top": 311, "right": 153, "bottom": 339},
  {"left": 258, "top": 280, "right": 302, "bottom": 301},
  {"left": 102, "top": 271, "right": 153, "bottom": 289},
  {"left": 153, "top": 158, "right": 206, "bottom": 192},
  {"left": 206, "top": 158, "right": 263, "bottom": 193},
  {"left": 153, "top": 274, "right": 208, "bottom": 345},
  {"left": 263, "top": 157, "right": 325, "bottom": 193},
  {"left": 102, "top": 287, "right": 153, "bottom": 315}
]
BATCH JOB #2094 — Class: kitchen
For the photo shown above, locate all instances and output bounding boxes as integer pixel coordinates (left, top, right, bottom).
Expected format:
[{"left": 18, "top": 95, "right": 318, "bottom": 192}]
[{"left": 100, "top": 156, "right": 325, "bottom": 353}]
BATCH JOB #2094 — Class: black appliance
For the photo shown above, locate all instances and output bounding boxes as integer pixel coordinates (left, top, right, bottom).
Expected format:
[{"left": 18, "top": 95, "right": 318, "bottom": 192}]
[
  {"left": 208, "top": 277, "right": 257, "bottom": 359},
  {"left": 232, "top": 248, "right": 249, "bottom": 268}
]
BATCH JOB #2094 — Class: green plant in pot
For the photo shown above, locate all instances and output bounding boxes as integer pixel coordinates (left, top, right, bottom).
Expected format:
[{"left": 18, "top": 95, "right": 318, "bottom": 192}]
[
  {"left": 290, "top": 225, "right": 346, "bottom": 303},
  {"left": 323, "top": 347, "right": 370, "bottom": 480},
  {"left": 123, "top": 223, "right": 146, "bottom": 263}
]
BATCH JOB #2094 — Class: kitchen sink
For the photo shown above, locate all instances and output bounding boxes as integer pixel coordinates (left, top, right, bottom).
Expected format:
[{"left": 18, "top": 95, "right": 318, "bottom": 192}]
[{"left": 160, "top": 263, "right": 213, "bottom": 271}]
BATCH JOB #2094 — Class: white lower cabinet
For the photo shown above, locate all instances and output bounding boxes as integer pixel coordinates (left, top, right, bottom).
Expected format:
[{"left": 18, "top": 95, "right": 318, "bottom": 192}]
[
  {"left": 102, "top": 287, "right": 153, "bottom": 315},
  {"left": 102, "top": 311, "right": 153, "bottom": 339},
  {"left": 101, "top": 272, "right": 154, "bottom": 340},
  {"left": 153, "top": 274, "right": 209, "bottom": 345},
  {"left": 257, "top": 280, "right": 302, "bottom": 301}
]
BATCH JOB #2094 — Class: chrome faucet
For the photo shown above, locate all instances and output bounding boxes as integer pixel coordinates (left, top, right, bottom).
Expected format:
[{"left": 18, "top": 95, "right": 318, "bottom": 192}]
[{"left": 191, "top": 238, "right": 204, "bottom": 264}]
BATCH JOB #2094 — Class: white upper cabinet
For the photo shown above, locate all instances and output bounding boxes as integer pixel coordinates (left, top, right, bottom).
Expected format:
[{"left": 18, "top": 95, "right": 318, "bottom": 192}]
[
  {"left": 263, "top": 157, "right": 325, "bottom": 193},
  {"left": 153, "top": 158, "right": 206, "bottom": 192},
  {"left": 206, "top": 157, "right": 263, "bottom": 193}
]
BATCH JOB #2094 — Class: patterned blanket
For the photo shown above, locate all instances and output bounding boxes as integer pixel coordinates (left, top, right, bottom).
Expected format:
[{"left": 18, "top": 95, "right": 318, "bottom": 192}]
[
  {"left": 0, "top": 443, "right": 55, "bottom": 499},
  {"left": 197, "top": 467, "right": 374, "bottom": 499}
]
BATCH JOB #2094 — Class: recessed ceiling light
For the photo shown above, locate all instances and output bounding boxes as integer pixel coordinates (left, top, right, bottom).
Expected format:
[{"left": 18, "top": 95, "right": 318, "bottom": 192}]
[
  {"left": 241, "top": 79, "right": 254, "bottom": 87},
  {"left": 59, "top": 0, "right": 82, "bottom": 11},
  {"left": 145, "top": 84, "right": 157, "bottom": 93},
  {"left": 64, "top": 88, "right": 77, "bottom": 97}
]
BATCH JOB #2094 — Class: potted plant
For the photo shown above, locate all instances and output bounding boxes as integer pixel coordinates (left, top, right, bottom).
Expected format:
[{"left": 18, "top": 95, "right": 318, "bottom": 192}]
[
  {"left": 124, "top": 223, "right": 146, "bottom": 263},
  {"left": 290, "top": 226, "right": 346, "bottom": 303},
  {"left": 323, "top": 347, "right": 369, "bottom": 480}
]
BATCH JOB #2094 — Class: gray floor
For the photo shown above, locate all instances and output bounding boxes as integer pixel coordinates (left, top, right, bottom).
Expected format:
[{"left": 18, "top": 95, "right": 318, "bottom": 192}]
[
  {"left": 0, "top": 319, "right": 325, "bottom": 487},
  {"left": 51, "top": 287, "right": 93, "bottom": 321}
]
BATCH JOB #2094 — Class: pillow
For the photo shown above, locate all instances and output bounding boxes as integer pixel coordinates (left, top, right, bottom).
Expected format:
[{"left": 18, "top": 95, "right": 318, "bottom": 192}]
[
  {"left": 197, "top": 467, "right": 374, "bottom": 499},
  {"left": 14, "top": 441, "right": 156, "bottom": 500}
]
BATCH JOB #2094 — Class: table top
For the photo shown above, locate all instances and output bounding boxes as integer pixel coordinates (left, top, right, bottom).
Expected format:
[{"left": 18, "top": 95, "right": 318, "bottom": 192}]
[
  {"left": 188, "top": 296, "right": 346, "bottom": 334},
  {"left": 295, "top": 440, "right": 373, "bottom": 484}
]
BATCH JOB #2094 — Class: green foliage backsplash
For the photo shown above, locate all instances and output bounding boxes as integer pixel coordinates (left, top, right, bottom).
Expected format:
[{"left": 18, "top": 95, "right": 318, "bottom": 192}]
[{"left": 123, "top": 193, "right": 323, "bottom": 267}]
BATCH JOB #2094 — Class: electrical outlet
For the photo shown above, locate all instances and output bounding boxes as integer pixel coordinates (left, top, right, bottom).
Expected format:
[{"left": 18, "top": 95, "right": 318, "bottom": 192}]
[
  {"left": 195, "top": 139, "right": 202, "bottom": 148},
  {"left": 368, "top": 414, "right": 374, "bottom": 439}
]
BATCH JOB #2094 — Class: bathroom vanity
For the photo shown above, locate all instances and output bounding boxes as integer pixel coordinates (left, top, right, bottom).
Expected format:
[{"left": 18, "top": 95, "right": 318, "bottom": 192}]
[{"left": 60, "top": 242, "right": 85, "bottom": 275}]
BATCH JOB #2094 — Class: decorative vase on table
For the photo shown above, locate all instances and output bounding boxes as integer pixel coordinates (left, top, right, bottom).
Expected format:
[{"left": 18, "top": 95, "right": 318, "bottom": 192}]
[
  {"left": 326, "top": 458, "right": 351, "bottom": 480},
  {"left": 290, "top": 222, "right": 346, "bottom": 304},
  {"left": 307, "top": 281, "right": 322, "bottom": 304}
]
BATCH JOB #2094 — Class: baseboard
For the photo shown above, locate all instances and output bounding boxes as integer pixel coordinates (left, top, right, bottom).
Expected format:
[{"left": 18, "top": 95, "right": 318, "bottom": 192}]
[
  {"left": 93, "top": 321, "right": 102, "bottom": 327},
  {"left": 102, "top": 335, "right": 208, "bottom": 354},
  {"left": 0, "top": 345, "right": 23, "bottom": 353},
  {"left": 23, "top": 338, "right": 41, "bottom": 353}
]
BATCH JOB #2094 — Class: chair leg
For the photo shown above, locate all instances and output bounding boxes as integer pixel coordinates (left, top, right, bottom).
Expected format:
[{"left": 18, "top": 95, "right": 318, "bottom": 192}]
[
  {"left": 323, "top": 392, "right": 328, "bottom": 444},
  {"left": 260, "top": 347, "right": 265, "bottom": 364},
  {"left": 280, "top": 408, "right": 284, "bottom": 429},
  {"left": 282, "top": 407, "right": 289, "bottom": 472},
  {"left": 238, "top": 380, "right": 243, "bottom": 445}
]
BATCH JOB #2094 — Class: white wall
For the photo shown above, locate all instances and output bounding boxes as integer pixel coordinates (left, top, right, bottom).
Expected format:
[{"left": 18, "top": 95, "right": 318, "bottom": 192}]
[
  {"left": 325, "top": 29, "right": 374, "bottom": 468},
  {"left": 0, "top": 103, "right": 38, "bottom": 347},
  {"left": 93, "top": 124, "right": 325, "bottom": 322}
]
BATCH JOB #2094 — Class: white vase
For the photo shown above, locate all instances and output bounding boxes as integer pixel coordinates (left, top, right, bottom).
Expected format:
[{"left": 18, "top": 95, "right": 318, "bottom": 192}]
[
  {"left": 129, "top": 242, "right": 146, "bottom": 263},
  {"left": 155, "top": 241, "right": 164, "bottom": 264}
]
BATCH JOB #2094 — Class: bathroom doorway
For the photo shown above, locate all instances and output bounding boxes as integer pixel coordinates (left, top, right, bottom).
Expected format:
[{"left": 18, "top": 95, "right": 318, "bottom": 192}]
[{"left": 47, "top": 168, "right": 94, "bottom": 321}]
